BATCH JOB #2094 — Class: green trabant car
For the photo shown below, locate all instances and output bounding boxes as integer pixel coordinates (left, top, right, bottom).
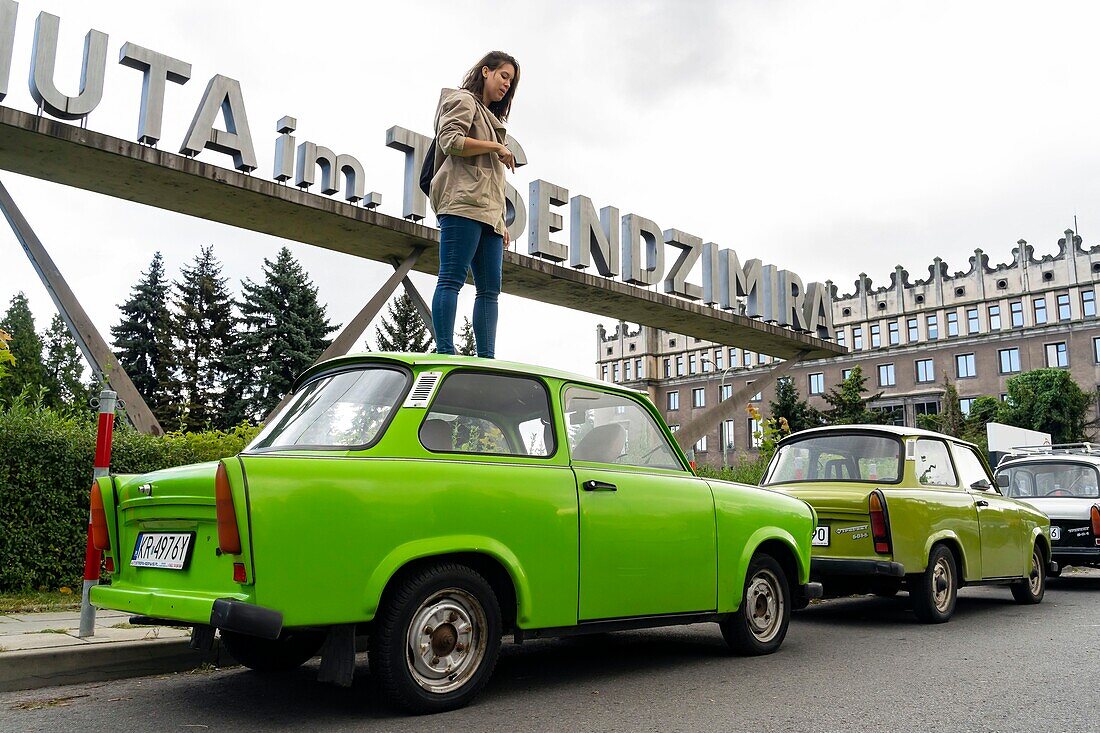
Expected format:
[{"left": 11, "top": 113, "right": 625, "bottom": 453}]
[
  {"left": 90, "top": 354, "right": 821, "bottom": 713},
  {"left": 761, "top": 425, "right": 1052, "bottom": 623}
]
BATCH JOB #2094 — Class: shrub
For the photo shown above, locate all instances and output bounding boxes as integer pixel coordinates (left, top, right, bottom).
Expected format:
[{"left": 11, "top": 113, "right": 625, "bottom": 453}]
[
  {"left": 695, "top": 455, "right": 770, "bottom": 486},
  {"left": 0, "top": 402, "right": 259, "bottom": 592}
]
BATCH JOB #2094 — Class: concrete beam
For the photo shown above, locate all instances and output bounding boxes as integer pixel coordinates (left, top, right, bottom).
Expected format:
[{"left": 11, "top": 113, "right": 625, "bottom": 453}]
[{"left": 0, "top": 106, "right": 844, "bottom": 361}]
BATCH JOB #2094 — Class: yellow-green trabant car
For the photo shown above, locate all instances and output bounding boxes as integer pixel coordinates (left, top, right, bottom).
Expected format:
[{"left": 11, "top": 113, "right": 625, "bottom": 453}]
[{"left": 761, "top": 425, "right": 1052, "bottom": 623}]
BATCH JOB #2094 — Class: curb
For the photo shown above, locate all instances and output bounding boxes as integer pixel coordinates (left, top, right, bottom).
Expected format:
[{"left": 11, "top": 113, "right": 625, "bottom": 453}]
[{"left": 0, "top": 637, "right": 217, "bottom": 693}]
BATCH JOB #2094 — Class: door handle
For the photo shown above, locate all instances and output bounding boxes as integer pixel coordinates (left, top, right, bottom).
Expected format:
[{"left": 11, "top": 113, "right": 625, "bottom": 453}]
[
  {"left": 975, "top": 499, "right": 989, "bottom": 508},
  {"left": 583, "top": 480, "right": 617, "bottom": 492}
]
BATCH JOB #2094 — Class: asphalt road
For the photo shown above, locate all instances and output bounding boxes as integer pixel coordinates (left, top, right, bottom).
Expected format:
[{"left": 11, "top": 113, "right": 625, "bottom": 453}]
[{"left": 4, "top": 572, "right": 1099, "bottom": 733}]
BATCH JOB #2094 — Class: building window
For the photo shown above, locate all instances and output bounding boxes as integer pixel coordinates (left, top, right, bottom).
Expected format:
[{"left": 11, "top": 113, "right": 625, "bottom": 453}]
[
  {"left": 667, "top": 391, "right": 680, "bottom": 410},
  {"left": 613, "top": 363, "right": 621, "bottom": 381},
  {"left": 601, "top": 365, "right": 608, "bottom": 381},
  {"left": 836, "top": 330, "right": 846, "bottom": 347},
  {"left": 988, "top": 304, "right": 1001, "bottom": 330},
  {"left": 743, "top": 351, "right": 753, "bottom": 367},
  {"left": 956, "top": 353, "right": 977, "bottom": 379},
  {"left": 758, "top": 353, "right": 767, "bottom": 366},
  {"left": 915, "top": 358, "right": 934, "bottom": 383},
  {"left": 692, "top": 388, "right": 706, "bottom": 408},
  {"left": 729, "top": 348, "right": 737, "bottom": 366},
  {"left": 715, "top": 351, "right": 723, "bottom": 370},
  {"left": 721, "top": 420, "right": 735, "bottom": 449},
  {"left": 1034, "top": 297, "right": 1047, "bottom": 325},
  {"left": 1084, "top": 289, "right": 1097, "bottom": 318},
  {"left": 676, "top": 355, "right": 685, "bottom": 376},
  {"left": 624, "top": 361, "right": 632, "bottom": 380},
  {"left": 668, "top": 338, "right": 676, "bottom": 348},
  {"left": 842, "top": 368, "right": 853, "bottom": 381},
  {"left": 1010, "top": 300, "right": 1024, "bottom": 327},
  {"left": 694, "top": 435, "right": 708, "bottom": 452},
  {"left": 999, "top": 348, "right": 1021, "bottom": 374},
  {"left": 907, "top": 317, "right": 919, "bottom": 342},
  {"left": 870, "top": 324, "right": 881, "bottom": 348},
  {"left": 947, "top": 311, "right": 959, "bottom": 337},
  {"left": 809, "top": 373, "right": 825, "bottom": 395},
  {"left": 1057, "top": 292, "right": 1071, "bottom": 321},
  {"left": 720, "top": 384, "right": 733, "bottom": 401},
  {"left": 636, "top": 359, "right": 643, "bottom": 378},
  {"left": 853, "top": 327, "right": 864, "bottom": 350},
  {"left": 959, "top": 398, "right": 975, "bottom": 416},
  {"left": 702, "top": 356, "right": 712, "bottom": 373},
  {"left": 749, "top": 381, "right": 762, "bottom": 402},
  {"left": 1095, "top": 337, "right": 1100, "bottom": 363},
  {"left": 1045, "top": 342, "right": 1069, "bottom": 368},
  {"left": 926, "top": 315, "right": 939, "bottom": 340},
  {"left": 663, "top": 359, "right": 671, "bottom": 378},
  {"left": 966, "top": 307, "right": 979, "bottom": 334},
  {"left": 689, "top": 354, "right": 698, "bottom": 374},
  {"left": 749, "top": 417, "right": 762, "bottom": 448},
  {"left": 629, "top": 343, "right": 636, "bottom": 352},
  {"left": 888, "top": 321, "right": 900, "bottom": 346},
  {"left": 607, "top": 346, "right": 614, "bottom": 356},
  {"left": 878, "top": 363, "right": 896, "bottom": 387},
  {"left": 915, "top": 400, "right": 939, "bottom": 417}
]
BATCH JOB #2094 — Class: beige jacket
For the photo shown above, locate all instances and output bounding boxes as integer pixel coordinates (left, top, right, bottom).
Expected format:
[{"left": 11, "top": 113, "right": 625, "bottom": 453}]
[{"left": 429, "top": 88, "right": 507, "bottom": 236}]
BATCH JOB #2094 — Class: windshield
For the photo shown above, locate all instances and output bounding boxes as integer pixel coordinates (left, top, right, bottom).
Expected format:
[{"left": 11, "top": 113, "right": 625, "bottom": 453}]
[
  {"left": 998, "top": 462, "right": 1100, "bottom": 499},
  {"left": 763, "top": 433, "right": 902, "bottom": 485},
  {"left": 247, "top": 366, "right": 408, "bottom": 450}
]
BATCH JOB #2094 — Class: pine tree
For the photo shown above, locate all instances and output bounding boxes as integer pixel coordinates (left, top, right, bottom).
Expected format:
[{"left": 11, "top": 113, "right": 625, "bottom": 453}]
[
  {"left": 173, "top": 245, "right": 235, "bottom": 431},
  {"left": 224, "top": 247, "right": 338, "bottom": 423},
  {"left": 457, "top": 317, "right": 476, "bottom": 356},
  {"left": 41, "top": 314, "right": 87, "bottom": 411},
  {"left": 821, "top": 365, "right": 888, "bottom": 425},
  {"left": 769, "top": 376, "right": 821, "bottom": 433},
  {"left": 111, "top": 252, "right": 178, "bottom": 426},
  {"left": 374, "top": 292, "right": 434, "bottom": 352},
  {"left": 0, "top": 292, "right": 47, "bottom": 405}
]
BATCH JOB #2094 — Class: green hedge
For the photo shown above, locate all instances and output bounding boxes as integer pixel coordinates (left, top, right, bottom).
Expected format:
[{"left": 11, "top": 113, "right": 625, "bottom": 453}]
[
  {"left": 694, "top": 456, "right": 769, "bottom": 486},
  {"left": 0, "top": 403, "right": 259, "bottom": 592}
]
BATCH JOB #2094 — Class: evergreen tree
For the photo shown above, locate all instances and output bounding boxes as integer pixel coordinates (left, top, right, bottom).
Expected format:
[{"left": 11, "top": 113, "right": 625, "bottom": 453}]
[
  {"left": 821, "top": 365, "right": 889, "bottom": 425},
  {"left": 172, "top": 245, "right": 235, "bottom": 431},
  {"left": 111, "top": 252, "right": 178, "bottom": 426},
  {"left": 224, "top": 247, "right": 338, "bottom": 423},
  {"left": 0, "top": 292, "right": 47, "bottom": 405},
  {"left": 374, "top": 292, "right": 434, "bottom": 352},
  {"left": 0, "top": 328, "right": 13, "bottom": 384},
  {"left": 457, "top": 317, "right": 476, "bottom": 356},
  {"left": 41, "top": 314, "right": 87, "bottom": 411},
  {"left": 769, "top": 376, "right": 821, "bottom": 433}
]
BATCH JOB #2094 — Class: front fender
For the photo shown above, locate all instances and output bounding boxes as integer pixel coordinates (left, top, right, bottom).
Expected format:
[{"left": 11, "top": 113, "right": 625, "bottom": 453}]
[
  {"left": 726, "top": 526, "right": 809, "bottom": 611},
  {"left": 363, "top": 535, "right": 532, "bottom": 623}
]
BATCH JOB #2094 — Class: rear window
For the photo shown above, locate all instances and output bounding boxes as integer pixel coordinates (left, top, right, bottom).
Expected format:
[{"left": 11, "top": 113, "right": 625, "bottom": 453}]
[
  {"left": 998, "top": 462, "right": 1100, "bottom": 499},
  {"left": 763, "top": 433, "right": 902, "bottom": 485},
  {"left": 247, "top": 366, "right": 408, "bottom": 450}
]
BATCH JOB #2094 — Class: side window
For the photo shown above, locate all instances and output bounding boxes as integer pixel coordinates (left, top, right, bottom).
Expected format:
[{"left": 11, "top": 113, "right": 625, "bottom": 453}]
[
  {"left": 914, "top": 439, "right": 958, "bottom": 487},
  {"left": 419, "top": 371, "right": 555, "bottom": 457},
  {"left": 563, "top": 386, "right": 683, "bottom": 470},
  {"left": 952, "top": 445, "right": 993, "bottom": 489}
]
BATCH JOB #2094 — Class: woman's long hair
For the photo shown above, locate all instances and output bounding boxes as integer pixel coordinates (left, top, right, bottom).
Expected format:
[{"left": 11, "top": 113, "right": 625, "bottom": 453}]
[{"left": 461, "top": 51, "right": 520, "bottom": 122}]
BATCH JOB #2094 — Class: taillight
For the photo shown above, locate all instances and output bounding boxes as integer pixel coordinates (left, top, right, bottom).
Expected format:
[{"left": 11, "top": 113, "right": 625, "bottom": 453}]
[
  {"left": 1091, "top": 505, "right": 1100, "bottom": 540},
  {"left": 90, "top": 483, "right": 110, "bottom": 550},
  {"left": 216, "top": 462, "right": 242, "bottom": 555},
  {"left": 869, "top": 489, "right": 891, "bottom": 554}
]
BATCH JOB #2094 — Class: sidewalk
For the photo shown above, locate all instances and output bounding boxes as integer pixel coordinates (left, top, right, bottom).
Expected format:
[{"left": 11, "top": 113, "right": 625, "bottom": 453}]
[{"left": 0, "top": 608, "right": 213, "bottom": 692}]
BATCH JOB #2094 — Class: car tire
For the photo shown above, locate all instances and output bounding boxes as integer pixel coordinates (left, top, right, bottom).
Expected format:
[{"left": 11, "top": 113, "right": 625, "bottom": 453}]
[
  {"left": 370, "top": 563, "right": 502, "bottom": 714},
  {"left": 220, "top": 629, "right": 325, "bottom": 673},
  {"left": 910, "top": 544, "right": 957, "bottom": 624},
  {"left": 1010, "top": 545, "right": 1046, "bottom": 605},
  {"left": 720, "top": 553, "right": 790, "bottom": 656}
]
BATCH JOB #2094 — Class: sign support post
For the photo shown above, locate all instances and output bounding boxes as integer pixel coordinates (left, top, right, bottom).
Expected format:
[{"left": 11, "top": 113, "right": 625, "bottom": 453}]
[{"left": 78, "top": 388, "right": 117, "bottom": 638}]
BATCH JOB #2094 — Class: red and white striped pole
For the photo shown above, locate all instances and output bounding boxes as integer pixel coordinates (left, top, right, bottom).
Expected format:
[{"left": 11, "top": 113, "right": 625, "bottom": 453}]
[{"left": 78, "top": 389, "right": 117, "bottom": 638}]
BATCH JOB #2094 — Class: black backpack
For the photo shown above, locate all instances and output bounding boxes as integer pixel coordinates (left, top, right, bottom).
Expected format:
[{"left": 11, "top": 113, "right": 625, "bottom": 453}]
[{"left": 418, "top": 140, "right": 437, "bottom": 197}]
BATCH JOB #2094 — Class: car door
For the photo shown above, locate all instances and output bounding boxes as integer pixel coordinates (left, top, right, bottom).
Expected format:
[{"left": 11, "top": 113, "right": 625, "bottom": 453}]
[
  {"left": 952, "top": 443, "right": 1026, "bottom": 579},
  {"left": 563, "top": 384, "right": 717, "bottom": 621}
]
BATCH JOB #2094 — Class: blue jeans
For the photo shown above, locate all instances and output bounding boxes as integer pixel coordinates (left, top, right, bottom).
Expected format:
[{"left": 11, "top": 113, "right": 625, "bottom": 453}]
[{"left": 432, "top": 214, "right": 503, "bottom": 358}]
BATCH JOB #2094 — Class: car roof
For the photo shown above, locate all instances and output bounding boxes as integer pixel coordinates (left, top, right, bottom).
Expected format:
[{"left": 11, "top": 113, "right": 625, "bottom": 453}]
[
  {"left": 781, "top": 423, "right": 978, "bottom": 447},
  {"left": 292, "top": 352, "right": 647, "bottom": 395},
  {"left": 997, "top": 453, "right": 1100, "bottom": 468}
]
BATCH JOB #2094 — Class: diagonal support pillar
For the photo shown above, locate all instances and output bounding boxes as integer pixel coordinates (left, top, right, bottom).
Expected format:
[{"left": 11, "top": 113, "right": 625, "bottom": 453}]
[
  {"left": 0, "top": 179, "right": 164, "bottom": 435},
  {"left": 264, "top": 246, "right": 425, "bottom": 423},
  {"left": 390, "top": 255, "right": 434, "bottom": 341},
  {"left": 674, "top": 350, "right": 812, "bottom": 452}
]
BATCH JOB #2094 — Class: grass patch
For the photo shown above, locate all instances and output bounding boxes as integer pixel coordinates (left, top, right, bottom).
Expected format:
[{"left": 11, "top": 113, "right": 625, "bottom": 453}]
[
  {"left": 35, "top": 628, "right": 70, "bottom": 634},
  {"left": 0, "top": 589, "right": 81, "bottom": 614},
  {"left": 110, "top": 622, "right": 139, "bottom": 630}
]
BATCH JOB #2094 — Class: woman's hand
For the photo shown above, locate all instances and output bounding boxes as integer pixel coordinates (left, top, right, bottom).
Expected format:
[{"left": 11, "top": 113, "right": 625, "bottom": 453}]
[
  {"left": 496, "top": 143, "right": 516, "bottom": 172},
  {"left": 503, "top": 227, "right": 510, "bottom": 248}
]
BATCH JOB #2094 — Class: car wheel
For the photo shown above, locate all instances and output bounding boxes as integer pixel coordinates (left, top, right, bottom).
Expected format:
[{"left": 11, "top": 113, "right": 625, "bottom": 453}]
[
  {"left": 910, "top": 544, "right": 957, "bottom": 623},
  {"left": 720, "top": 553, "right": 790, "bottom": 655},
  {"left": 221, "top": 629, "right": 325, "bottom": 673},
  {"left": 1010, "top": 545, "right": 1046, "bottom": 604},
  {"left": 370, "top": 563, "right": 502, "bottom": 714}
]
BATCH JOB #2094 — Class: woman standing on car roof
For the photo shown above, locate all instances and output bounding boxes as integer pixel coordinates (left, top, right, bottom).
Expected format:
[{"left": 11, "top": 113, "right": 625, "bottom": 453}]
[{"left": 427, "top": 51, "right": 519, "bottom": 359}]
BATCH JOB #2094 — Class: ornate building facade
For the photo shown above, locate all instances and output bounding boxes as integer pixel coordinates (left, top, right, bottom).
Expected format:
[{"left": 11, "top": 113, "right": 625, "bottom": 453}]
[{"left": 595, "top": 230, "right": 1100, "bottom": 465}]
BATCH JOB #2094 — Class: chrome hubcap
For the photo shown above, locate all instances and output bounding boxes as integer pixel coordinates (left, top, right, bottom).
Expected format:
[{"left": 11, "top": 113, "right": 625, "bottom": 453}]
[
  {"left": 406, "top": 589, "right": 486, "bottom": 694},
  {"left": 1028, "top": 551, "right": 1042, "bottom": 595},
  {"left": 932, "top": 557, "right": 953, "bottom": 612},
  {"left": 745, "top": 569, "right": 784, "bottom": 642}
]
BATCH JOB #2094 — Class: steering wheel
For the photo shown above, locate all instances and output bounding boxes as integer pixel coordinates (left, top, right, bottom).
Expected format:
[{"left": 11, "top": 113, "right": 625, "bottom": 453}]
[{"left": 1045, "top": 489, "right": 1072, "bottom": 497}]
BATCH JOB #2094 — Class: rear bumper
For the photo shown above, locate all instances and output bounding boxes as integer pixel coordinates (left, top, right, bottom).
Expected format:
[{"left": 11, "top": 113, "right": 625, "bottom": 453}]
[
  {"left": 209, "top": 598, "right": 283, "bottom": 640},
  {"left": 811, "top": 557, "right": 905, "bottom": 578},
  {"left": 90, "top": 584, "right": 249, "bottom": 626},
  {"left": 1052, "top": 547, "right": 1100, "bottom": 562}
]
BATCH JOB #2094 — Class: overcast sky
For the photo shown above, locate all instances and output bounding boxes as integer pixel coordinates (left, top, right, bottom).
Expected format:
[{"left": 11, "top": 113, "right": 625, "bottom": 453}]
[{"left": 2, "top": 0, "right": 1099, "bottom": 378}]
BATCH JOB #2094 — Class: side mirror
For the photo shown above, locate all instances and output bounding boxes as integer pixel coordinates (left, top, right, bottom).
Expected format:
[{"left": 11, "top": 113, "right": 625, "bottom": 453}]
[
  {"left": 996, "top": 473, "right": 1010, "bottom": 488},
  {"left": 970, "top": 479, "right": 992, "bottom": 491}
]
